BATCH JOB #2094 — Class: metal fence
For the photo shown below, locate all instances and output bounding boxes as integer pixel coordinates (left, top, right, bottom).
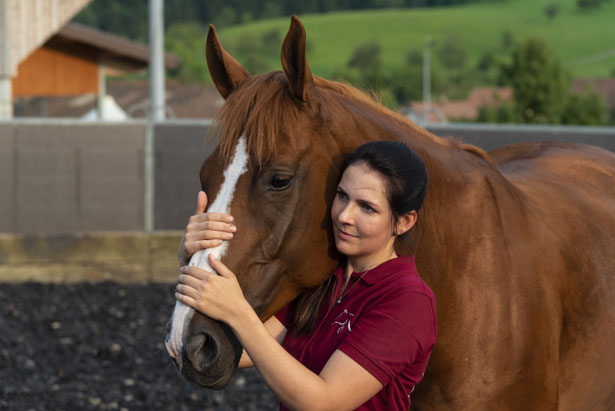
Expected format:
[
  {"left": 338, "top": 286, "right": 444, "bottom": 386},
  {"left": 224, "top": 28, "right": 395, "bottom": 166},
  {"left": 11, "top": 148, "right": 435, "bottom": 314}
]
[{"left": 1, "top": 119, "right": 614, "bottom": 234}]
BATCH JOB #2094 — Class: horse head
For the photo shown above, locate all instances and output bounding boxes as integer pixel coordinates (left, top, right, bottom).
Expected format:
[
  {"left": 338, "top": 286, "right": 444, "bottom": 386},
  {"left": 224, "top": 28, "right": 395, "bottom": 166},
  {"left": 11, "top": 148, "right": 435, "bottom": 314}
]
[{"left": 165, "top": 16, "right": 349, "bottom": 388}]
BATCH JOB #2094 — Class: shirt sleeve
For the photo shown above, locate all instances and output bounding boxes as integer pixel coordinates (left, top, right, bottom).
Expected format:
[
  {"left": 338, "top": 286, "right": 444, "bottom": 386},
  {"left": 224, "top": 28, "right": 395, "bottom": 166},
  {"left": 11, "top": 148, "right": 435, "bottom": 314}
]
[{"left": 338, "top": 291, "right": 437, "bottom": 386}]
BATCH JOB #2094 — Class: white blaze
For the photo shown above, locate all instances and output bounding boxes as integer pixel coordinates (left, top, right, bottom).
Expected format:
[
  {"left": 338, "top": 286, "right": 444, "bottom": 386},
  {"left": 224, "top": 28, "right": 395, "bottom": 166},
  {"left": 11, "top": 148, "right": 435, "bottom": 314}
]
[{"left": 166, "top": 136, "right": 249, "bottom": 360}]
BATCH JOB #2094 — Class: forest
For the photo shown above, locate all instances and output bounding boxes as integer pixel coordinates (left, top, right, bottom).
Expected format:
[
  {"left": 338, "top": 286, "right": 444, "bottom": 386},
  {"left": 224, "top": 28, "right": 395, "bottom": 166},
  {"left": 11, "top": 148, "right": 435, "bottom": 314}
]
[{"left": 74, "top": 0, "right": 504, "bottom": 40}]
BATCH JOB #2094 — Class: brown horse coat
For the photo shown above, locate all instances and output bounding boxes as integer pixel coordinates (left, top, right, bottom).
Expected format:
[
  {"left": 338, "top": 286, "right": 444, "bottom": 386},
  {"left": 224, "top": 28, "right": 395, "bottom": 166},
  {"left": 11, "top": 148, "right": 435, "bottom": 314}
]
[{"left": 167, "top": 16, "right": 615, "bottom": 410}]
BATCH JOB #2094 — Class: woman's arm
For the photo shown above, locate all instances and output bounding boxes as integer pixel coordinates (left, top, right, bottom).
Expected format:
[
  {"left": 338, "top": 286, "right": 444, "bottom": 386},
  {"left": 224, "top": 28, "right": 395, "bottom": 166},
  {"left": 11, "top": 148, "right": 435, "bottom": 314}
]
[
  {"left": 176, "top": 257, "right": 383, "bottom": 410},
  {"left": 238, "top": 315, "right": 287, "bottom": 369},
  {"left": 232, "top": 303, "right": 383, "bottom": 410}
]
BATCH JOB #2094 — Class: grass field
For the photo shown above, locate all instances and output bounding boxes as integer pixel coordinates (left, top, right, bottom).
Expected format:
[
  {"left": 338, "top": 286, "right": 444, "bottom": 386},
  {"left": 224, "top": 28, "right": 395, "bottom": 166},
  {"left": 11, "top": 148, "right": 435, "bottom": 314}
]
[{"left": 218, "top": 0, "right": 615, "bottom": 78}]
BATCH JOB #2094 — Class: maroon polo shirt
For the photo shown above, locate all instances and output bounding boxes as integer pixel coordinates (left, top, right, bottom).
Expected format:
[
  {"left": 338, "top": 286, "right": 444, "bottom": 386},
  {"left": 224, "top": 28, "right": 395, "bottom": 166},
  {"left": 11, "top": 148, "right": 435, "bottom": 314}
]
[{"left": 275, "top": 255, "right": 437, "bottom": 410}]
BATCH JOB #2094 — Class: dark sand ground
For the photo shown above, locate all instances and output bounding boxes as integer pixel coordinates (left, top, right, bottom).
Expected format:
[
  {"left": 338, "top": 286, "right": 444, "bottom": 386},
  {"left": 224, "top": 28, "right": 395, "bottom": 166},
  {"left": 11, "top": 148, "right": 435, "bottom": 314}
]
[{"left": 0, "top": 282, "right": 277, "bottom": 411}]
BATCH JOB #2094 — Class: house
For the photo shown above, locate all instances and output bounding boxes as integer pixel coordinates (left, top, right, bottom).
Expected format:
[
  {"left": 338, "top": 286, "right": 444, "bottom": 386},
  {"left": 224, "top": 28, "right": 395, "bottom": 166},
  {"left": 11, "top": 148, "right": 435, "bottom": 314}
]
[
  {"left": 13, "top": 22, "right": 180, "bottom": 119},
  {"left": 1, "top": 0, "right": 93, "bottom": 118},
  {"left": 406, "top": 87, "right": 513, "bottom": 123},
  {"left": 1, "top": 0, "right": 179, "bottom": 120}
]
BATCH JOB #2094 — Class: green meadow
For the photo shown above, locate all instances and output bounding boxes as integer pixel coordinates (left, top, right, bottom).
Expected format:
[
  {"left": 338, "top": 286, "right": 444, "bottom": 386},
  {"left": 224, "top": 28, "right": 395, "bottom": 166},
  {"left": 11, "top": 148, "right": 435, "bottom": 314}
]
[{"left": 218, "top": 0, "right": 615, "bottom": 78}]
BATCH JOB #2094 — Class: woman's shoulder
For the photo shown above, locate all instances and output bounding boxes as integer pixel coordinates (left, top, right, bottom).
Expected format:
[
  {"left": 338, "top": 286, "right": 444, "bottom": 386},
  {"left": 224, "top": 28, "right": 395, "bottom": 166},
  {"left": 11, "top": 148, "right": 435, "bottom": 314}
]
[{"left": 378, "top": 255, "right": 435, "bottom": 298}]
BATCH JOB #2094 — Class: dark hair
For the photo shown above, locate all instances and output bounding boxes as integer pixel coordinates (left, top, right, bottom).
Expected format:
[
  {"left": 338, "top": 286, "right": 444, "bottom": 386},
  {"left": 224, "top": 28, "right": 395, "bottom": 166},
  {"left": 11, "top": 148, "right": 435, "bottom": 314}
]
[
  {"left": 291, "top": 141, "right": 428, "bottom": 335},
  {"left": 341, "top": 141, "right": 428, "bottom": 220}
]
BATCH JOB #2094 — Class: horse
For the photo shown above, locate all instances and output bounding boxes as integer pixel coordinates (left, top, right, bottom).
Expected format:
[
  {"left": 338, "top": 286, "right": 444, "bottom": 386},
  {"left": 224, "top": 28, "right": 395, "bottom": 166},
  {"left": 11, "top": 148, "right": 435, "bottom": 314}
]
[{"left": 166, "top": 15, "right": 615, "bottom": 409}]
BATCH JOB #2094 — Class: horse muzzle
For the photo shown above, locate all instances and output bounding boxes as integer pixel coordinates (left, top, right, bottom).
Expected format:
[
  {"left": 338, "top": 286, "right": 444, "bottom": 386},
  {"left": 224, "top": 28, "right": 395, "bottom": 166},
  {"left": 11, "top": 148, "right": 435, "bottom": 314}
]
[{"left": 165, "top": 310, "right": 243, "bottom": 389}]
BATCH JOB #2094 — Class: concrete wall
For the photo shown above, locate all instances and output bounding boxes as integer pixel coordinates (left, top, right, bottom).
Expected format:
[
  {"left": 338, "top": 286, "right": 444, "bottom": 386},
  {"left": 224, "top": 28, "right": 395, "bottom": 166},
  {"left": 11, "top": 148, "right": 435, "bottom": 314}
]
[
  {"left": 0, "top": 121, "right": 145, "bottom": 233},
  {"left": 1, "top": 120, "right": 615, "bottom": 283},
  {"left": 427, "top": 123, "right": 615, "bottom": 153},
  {"left": 1, "top": 120, "right": 615, "bottom": 235},
  {"left": 0, "top": 231, "right": 181, "bottom": 283},
  {"left": 154, "top": 120, "right": 218, "bottom": 230}
]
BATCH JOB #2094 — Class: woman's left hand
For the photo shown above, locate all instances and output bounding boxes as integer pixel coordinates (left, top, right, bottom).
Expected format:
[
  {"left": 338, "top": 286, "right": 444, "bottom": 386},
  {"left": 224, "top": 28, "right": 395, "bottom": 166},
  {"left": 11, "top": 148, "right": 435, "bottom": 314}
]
[{"left": 175, "top": 254, "right": 249, "bottom": 323}]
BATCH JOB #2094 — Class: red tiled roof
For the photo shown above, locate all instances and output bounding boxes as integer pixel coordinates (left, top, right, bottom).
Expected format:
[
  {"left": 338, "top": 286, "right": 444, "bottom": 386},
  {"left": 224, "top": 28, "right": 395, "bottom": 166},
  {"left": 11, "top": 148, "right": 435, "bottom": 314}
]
[{"left": 409, "top": 87, "right": 513, "bottom": 121}]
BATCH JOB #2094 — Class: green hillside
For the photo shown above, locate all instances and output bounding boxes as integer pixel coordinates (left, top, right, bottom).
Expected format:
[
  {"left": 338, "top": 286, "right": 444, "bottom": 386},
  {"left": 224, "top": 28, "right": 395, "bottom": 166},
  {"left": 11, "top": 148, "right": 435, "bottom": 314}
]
[{"left": 217, "top": 0, "right": 615, "bottom": 78}]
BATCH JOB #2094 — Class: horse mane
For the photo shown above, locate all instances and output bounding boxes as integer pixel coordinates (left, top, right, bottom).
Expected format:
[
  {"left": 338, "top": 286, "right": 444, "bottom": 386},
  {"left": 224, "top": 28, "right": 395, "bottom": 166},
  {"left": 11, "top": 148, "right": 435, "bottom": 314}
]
[{"left": 210, "top": 71, "right": 494, "bottom": 167}]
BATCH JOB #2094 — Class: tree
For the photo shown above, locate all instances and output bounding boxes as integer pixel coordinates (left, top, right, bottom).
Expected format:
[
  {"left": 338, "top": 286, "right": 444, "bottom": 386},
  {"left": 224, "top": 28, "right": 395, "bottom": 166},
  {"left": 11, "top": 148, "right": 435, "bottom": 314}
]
[
  {"left": 478, "top": 38, "right": 609, "bottom": 125},
  {"left": 437, "top": 34, "right": 467, "bottom": 70},
  {"left": 503, "top": 38, "right": 570, "bottom": 123},
  {"left": 346, "top": 42, "right": 383, "bottom": 90},
  {"left": 165, "top": 22, "right": 209, "bottom": 83}
]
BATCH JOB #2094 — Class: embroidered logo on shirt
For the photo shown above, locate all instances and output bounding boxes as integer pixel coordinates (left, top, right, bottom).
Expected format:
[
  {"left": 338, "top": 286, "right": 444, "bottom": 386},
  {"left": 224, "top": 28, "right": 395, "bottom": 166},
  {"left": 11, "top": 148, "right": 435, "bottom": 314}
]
[{"left": 331, "top": 309, "right": 355, "bottom": 334}]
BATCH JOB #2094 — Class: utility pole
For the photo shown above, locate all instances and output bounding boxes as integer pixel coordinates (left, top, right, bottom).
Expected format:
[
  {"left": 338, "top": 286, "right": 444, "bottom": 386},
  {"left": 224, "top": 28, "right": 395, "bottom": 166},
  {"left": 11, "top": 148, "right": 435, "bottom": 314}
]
[
  {"left": 149, "top": 0, "right": 165, "bottom": 122},
  {"left": 145, "top": 0, "right": 165, "bottom": 233},
  {"left": 422, "top": 37, "right": 431, "bottom": 126},
  {"left": 0, "top": 0, "right": 13, "bottom": 119}
]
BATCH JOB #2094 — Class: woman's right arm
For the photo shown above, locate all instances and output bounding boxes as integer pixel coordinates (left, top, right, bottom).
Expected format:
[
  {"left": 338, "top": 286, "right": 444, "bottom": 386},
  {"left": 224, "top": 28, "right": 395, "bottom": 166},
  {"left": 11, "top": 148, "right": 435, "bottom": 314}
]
[{"left": 238, "top": 315, "right": 287, "bottom": 368}]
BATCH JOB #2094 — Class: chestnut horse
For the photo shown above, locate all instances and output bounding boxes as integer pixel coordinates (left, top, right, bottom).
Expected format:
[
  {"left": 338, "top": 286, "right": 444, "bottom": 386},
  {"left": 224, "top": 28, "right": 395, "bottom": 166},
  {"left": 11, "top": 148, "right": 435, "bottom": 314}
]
[{"left": 166, "top": 16, "right": 615, "bottom": 409}]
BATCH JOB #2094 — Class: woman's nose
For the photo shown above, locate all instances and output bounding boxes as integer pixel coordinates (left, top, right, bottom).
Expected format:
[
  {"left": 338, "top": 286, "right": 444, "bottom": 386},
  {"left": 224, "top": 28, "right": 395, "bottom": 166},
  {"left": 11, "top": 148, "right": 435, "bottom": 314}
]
[{"left": 337, "top": 203, "right": 354, "bottom": 224}]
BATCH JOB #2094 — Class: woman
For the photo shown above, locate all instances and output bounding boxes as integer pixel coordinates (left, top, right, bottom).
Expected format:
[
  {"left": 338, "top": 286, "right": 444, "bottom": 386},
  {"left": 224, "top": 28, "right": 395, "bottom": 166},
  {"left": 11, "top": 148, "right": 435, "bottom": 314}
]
[{"left": 175, "top": 141, "right": 437, "bottom": 410}]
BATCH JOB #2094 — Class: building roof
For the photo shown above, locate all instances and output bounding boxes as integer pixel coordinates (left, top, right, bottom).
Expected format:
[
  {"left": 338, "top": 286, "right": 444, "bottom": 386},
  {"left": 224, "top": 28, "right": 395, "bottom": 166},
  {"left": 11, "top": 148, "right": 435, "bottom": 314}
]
[
  {"left": 573, "top": 78, "right": 615, "bottom": 110},
  {"left": 53, "top": 22, "right": 180, "bottom": 71},
  {"left": 14, "top": 80, "right": 224, "bottom": 119},
  {"left": 409, "top": 87, "right": 513, "bottom": 122}
]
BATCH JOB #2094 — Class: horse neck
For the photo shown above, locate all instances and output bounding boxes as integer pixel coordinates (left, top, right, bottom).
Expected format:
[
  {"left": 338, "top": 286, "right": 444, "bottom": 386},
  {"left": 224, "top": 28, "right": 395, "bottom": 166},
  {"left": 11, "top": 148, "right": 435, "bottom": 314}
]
[{"left": 331, "top": 98, "right": 477, "bottom": 193}]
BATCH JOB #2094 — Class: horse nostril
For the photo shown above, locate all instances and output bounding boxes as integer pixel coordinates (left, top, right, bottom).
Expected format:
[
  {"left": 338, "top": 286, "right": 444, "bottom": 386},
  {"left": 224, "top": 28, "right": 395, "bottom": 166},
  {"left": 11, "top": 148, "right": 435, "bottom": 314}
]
[{"left": 186, "top": 332, "right": 219, "bottom": 371}]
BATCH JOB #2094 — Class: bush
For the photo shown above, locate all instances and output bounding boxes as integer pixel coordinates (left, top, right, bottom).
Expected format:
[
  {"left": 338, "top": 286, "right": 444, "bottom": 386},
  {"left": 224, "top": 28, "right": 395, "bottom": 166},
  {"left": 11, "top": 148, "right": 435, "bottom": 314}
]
[
  {"left": 543, "top": 3, "right": 560, "bottom": 19},
  {"left": 437, "top": 34, "right": 467, "bottom": 70},
  {"left": 562, "top": 89, "right": 608, "bottom": 125},
  {"left": 477, "top": 101, "right": 520, "bottom": 123}
]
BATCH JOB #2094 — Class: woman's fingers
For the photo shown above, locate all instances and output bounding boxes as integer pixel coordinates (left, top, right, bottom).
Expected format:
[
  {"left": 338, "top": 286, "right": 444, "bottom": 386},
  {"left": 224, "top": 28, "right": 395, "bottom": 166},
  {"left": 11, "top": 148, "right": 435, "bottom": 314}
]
[
  {"left": 190, "top": 221, "right": 236, "bottom": 234},
  {"left": 180, "top": 265, "right": 214, "bottom": 280},
  {"left": 193, "top": 239, "right": 222, "bottom": 252},
  {"left": 208, "top": 255, "right": 236, "bottom": 279},
  {"left": 188, "top": 212, "right": 234, "bottom": 225},
  {"left": 175, "top": 291, "right": 197, "bottom": 308},
  {"left": 177, "top": 273, "right": 202, "bottom": 288},
  {"left": 196, "top": 191, "right": 208, "bottom": 214},
  {"left": 175, "top": 283, "right": 200, "bottom": 300},
  {"left": 186, "top": 230, "right": 233, "bottom": 243}
]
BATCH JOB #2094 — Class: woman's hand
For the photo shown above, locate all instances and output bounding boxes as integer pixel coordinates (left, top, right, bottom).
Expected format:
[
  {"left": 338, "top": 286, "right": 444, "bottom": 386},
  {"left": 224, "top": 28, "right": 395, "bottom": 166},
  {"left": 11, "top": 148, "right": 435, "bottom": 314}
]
[
  {"left": 178, "top": 191, "right": 236, "bottom": 266},
  {"left": 175, "top": 254, "right": 250, "bottom": 324}
]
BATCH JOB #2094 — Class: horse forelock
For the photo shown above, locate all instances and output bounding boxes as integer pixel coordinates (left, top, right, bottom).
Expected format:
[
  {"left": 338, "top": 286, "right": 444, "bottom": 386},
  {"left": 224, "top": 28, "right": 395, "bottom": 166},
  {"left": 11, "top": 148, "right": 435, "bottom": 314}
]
[{"left": 210, "top": 72, "right": 303, "bottom": 167}]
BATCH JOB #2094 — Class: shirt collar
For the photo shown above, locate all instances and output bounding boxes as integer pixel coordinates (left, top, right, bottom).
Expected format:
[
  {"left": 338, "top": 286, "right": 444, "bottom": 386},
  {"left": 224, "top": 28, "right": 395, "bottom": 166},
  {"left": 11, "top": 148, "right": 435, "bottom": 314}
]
[{"left": 334, "top": 255, "right": 417, "bottom": 285}]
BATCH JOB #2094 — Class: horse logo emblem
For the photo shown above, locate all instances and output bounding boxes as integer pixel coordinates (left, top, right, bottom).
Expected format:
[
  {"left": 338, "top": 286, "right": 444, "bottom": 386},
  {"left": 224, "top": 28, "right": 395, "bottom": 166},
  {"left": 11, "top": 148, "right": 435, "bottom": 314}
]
[{"left": 332, "top": 309, "right": 355, "bottom": 334}]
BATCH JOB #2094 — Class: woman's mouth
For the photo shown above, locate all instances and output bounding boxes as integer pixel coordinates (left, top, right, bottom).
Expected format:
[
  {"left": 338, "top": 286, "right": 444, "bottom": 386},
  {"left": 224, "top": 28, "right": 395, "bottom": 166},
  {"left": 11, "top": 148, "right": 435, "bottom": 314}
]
[{"left": 336, "top": 227, "right": 357, "bottom": 240}]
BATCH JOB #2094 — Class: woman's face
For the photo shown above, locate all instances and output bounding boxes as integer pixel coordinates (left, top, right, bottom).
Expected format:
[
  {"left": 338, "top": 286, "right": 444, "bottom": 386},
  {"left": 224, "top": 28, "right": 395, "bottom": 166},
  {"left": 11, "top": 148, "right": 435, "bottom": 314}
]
[{"left": 331, "top": 162, "right": 396, "bottom": 267}]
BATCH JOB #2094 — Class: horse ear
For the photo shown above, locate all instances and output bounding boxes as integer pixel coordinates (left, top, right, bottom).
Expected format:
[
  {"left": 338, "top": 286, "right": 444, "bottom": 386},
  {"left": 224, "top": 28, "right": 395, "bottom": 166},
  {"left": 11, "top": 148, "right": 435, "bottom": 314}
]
[
  {"left": 206, "top": 24, "right": 250, "bottom": 99},
  {"left": 281, "top": 15, "right": 315, "bottom": 102}
]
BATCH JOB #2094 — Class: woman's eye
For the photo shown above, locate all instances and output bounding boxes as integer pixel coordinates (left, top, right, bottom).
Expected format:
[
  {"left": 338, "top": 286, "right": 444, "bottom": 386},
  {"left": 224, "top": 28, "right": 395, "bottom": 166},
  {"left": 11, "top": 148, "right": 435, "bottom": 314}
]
[
  {"left": 336, "top": 190, "right": 348, "bottom": 200},
  {"left": 361, "top": 204, "right": 374, "bottom": 212},
  {"left": 270, "top": 175, "right": 293, "bottom": 191}
]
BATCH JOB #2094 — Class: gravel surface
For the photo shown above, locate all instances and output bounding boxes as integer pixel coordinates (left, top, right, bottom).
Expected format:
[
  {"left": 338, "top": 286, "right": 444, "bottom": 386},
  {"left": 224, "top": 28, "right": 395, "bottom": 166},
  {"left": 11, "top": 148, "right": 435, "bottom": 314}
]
[{"left": 0, "top": 282, "right": 277, "bottom": 411}]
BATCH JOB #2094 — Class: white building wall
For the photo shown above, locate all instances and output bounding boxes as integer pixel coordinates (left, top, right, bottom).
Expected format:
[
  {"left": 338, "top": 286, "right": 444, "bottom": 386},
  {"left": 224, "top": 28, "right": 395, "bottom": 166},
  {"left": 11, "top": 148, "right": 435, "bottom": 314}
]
[{"left": 0, "top": 0, "right": 91, "bottom": 118}]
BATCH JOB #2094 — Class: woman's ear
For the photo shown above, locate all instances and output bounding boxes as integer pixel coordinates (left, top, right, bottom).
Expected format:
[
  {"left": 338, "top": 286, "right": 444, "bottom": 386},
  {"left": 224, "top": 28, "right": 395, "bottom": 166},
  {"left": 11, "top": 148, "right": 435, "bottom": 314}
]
[{"left": 395, "top": 210, "right": 418, "bottom": 236}]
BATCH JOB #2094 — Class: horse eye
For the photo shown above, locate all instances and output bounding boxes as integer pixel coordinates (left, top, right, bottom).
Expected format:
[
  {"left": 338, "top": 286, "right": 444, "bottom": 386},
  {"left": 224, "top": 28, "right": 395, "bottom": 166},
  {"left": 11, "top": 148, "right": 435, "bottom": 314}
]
[{"left": 270, "top": 175, "right": 293, "bottom": 191}]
